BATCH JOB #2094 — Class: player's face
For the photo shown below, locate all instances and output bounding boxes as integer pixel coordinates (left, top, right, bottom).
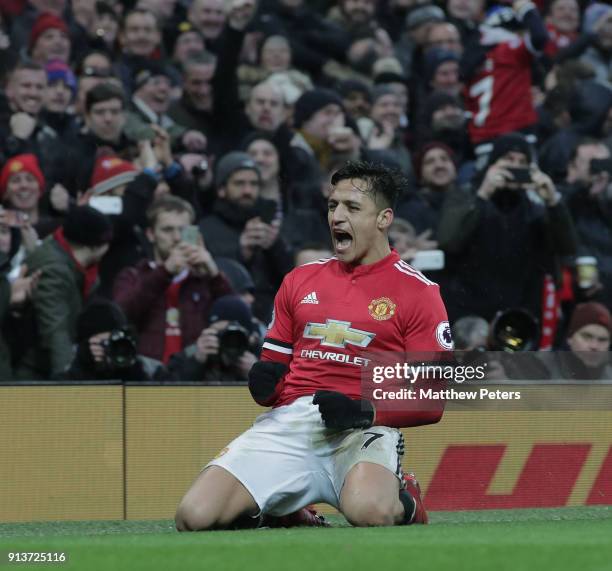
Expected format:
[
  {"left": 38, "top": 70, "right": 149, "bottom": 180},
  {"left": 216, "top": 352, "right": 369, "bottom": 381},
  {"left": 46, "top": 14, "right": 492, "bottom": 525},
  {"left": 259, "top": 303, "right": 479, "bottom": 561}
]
[{"left": 328, "top": 178, "right": 392, "bottom": 265}]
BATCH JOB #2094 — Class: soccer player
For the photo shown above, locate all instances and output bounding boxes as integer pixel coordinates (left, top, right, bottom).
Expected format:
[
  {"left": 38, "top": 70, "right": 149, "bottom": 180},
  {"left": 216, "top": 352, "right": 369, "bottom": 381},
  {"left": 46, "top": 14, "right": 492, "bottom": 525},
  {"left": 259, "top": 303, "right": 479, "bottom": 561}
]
[
  {"left": 463, "top": 0, "right": 548, "bottom": 147},
  {"left": 175, "top": 161, "right": 451, "bottom": 531}
]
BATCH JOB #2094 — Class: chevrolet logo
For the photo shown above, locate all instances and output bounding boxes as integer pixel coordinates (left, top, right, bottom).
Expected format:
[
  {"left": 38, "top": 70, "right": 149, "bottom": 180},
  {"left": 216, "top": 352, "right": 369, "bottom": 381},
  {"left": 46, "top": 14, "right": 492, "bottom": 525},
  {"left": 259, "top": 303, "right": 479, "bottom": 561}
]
[{"left": 303, "top": 319, "right": 375, "bottom": 349}]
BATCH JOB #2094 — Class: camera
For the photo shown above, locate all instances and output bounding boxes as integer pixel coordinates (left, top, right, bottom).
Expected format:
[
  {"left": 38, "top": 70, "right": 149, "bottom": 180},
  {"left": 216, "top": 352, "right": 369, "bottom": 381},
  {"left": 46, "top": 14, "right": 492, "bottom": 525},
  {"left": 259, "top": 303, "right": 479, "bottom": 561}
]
[
  {"left": 191, "top": 159, "right": 209, "bottom": 178},
  {"left": 489, "top": 308, "right": 540, "bottom": 352},
  {"left": 217, "top": 321, "right": 250, "bottom": 362},
  {"left": 101, "top": 328, "right": 137, "bottom": 369}
]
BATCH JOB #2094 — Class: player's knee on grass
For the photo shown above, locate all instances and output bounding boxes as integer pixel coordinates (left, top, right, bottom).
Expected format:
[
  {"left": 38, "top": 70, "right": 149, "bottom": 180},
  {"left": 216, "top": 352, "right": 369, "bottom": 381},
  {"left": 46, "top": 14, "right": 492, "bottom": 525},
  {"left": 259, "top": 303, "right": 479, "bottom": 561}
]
[
  {"left": 342, "top": 498, "right": 399, "bottom": 527},
  {"left": 175, "top": 501, "right": 219, "bottom": 532}
]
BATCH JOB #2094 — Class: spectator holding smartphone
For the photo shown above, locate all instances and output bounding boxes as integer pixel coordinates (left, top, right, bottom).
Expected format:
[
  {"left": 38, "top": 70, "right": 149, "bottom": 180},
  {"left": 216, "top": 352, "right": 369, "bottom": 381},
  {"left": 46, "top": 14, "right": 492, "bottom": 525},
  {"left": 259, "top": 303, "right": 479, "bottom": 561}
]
[
  {"left": 199, "top": 151, "right": 293, "bottom": 321},
  {"left": 113, "top": 195, "right": 232, "bottom": 363},
  {"left": 437, "top": 133, "right": 577, "bottom": 323}
]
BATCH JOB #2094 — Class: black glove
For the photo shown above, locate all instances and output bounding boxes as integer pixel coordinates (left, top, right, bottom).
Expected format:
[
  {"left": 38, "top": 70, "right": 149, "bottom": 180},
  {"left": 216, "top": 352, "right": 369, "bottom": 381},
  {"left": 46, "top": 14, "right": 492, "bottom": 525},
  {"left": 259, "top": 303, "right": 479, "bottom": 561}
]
[
  {"left": 313, "top": 390, "right": 374, "bottom": 430},
  {"left": 248, "top": 361, "right": 287, "bottom": 402}
]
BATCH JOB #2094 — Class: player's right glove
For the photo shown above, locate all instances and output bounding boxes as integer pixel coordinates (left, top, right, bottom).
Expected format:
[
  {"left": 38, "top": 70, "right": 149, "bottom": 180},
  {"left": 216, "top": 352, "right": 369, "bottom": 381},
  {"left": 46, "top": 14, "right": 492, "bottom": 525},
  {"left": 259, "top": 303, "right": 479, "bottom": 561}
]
[
  {"left": 313, "top": 390, "right": 375, "bottom": 430},
  {"left": 248, "top": 361, "right": 287, "bottom": 403}
]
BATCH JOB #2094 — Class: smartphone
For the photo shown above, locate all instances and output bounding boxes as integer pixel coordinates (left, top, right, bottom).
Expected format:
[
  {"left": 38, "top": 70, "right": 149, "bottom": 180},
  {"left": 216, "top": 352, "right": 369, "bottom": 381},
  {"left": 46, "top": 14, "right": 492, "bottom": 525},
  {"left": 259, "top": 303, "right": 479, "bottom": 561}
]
[
  {"left": 589, "top": 158, "right": 612, "bottom": 175},
  {"left": 257, "top": 201, "right": 277, "bottom": 225},
  {"left": 89, "top": 196, "right": 123, "bottom": 215},
  {"left": 181, "top": 225, "right": 200, "bottom": 246},
  {"left": 507, "top": 167, "right": 532, "bottom": 185},
  {"left": 410, "top": 250, "right": 445, "bottom": 271},
  {"left": 2, "top": 210, "right": 26, "bottom": 227}
]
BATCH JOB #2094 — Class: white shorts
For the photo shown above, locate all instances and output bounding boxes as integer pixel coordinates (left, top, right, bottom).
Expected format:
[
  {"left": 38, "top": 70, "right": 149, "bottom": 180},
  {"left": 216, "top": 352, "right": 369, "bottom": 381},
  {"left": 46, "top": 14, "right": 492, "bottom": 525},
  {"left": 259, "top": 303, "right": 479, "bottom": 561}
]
[{"left": 207, "top": 396, "right": 405, "bottom": 516}]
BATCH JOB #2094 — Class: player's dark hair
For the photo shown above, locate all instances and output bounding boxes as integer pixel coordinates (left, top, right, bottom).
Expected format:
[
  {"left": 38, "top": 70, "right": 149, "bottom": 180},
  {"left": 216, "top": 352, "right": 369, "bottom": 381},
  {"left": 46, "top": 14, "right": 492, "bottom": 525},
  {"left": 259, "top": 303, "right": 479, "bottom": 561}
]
[{"left": 330, "top": 161, "right": 404, "bottom": 209}]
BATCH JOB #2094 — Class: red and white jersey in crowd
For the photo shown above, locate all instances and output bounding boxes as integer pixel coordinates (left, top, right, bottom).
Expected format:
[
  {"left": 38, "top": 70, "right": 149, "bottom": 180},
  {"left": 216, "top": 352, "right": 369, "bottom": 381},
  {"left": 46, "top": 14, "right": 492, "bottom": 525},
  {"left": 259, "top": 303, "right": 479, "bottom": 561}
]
[
  {"left": 260, "top": 250, "right": 451, "bottom": 424},
  {"left": 465, "top": 28, "right": 538, "bottom": 144},
  {"left": 544, "top": 23, "right": 577, "bottom": 57}
]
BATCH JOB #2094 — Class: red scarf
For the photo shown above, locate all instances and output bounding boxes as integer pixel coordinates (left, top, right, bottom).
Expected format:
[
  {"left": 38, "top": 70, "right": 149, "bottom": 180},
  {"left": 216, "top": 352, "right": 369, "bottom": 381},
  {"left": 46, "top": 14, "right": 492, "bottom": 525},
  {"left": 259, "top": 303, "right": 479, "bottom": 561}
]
[
  {"left": 53, "top": 228, "right": 99, "bottom": 299},
  {"left": 162, "top": 279, "right": 184, "bottom": 363}
]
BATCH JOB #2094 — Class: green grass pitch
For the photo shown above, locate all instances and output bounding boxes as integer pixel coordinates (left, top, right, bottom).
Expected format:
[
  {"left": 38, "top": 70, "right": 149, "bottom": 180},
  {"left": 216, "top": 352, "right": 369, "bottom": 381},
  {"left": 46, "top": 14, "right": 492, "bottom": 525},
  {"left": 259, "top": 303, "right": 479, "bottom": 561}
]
[{"left": 0, "top": 507, "right": 610, "bottom": 571}]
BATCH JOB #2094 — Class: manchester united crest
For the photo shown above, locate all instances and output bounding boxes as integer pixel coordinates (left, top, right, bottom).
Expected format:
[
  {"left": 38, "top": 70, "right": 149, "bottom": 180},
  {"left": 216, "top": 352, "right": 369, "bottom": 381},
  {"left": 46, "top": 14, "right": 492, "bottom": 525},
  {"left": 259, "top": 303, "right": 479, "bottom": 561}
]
[{"left": 368, "top": 297, "right": 396, "bottom": 321}]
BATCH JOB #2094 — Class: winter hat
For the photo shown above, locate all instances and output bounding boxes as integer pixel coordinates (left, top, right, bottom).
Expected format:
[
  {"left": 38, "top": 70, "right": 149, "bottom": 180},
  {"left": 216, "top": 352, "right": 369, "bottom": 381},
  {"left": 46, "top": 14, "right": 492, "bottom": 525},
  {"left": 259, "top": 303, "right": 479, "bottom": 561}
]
[
  {"left": 45, "top": 59, "right": 77, "bottom": 96},
  {"left": 371, "top": 85, "right": 396, "bottom": 104},
  {"left": 0, "top": 154, "right": 46, "bottom": 201},
  {"left": 405, "top": 4, "right": 445, "bottom": 31},
  {"left": 293, "top": 88, "right": 344, "bottom": 129},
  {"left": 76, "top": 299, "right": 128, "bottom": 342},
  {"left": 29, "top": 12, "right": 68, "bottom": 51},
  {"left": 567, "top": 302, "right": 612, "bottom": 338},
  {"left": 208, "top": 295, "right": 254, "bottom": 333},
  {"left": 413, "top": 141, "right": 456, "bottom": 181},
  {"left": 583, "top": 3, "right": 612, "bottom": 34},
  {"left": 89, "top": 156, "right": 138, "bottom": 195},
  {"left": 215, "top": 152, "right": 261, "bottom": 188},
  {"left": 373, "top": 57, "right": 406, "bottom": 84},
  {"left": 133, "top": 60, "right": 172, "bottom": 92},
  {"left": 337, "top": 79, "right": 372, "bottom": 102},
  {"left": 62, "top": 205, "right": 113, "bottom": 247},
  {"left": 215, "top": 258, "right": 255, "bottom": 294},
  {"left": 425, "top": 49, "right": 460, "bottom": 83},
  {"left": 488, "top": 132, "right": 531, "bottom": 167}
]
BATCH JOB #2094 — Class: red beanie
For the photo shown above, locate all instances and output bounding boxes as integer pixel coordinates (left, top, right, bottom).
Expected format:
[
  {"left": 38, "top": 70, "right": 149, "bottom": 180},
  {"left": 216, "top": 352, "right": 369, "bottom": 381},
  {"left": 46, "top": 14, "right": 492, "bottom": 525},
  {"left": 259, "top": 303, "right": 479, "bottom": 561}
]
[
  {"left": 89, "top": 156, "right": 138, "bottom": 195},
  {"left": 0, "top": 154, "right": 46, "bottom": 201},
  {"left": 29, "top": 12, "right": 68, "bottom": 51},
  {"left": 567, "top": 302, "right": 612, "bottom": 337},
  {"left": 413, "top": 141, "right": 456, "bottom": 182}
]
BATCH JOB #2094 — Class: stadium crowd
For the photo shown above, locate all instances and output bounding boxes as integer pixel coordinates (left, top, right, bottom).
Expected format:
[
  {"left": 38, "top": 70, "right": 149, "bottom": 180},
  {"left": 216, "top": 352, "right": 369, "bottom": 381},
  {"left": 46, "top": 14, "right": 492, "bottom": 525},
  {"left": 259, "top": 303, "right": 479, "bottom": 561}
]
[{"left": 0, "top": 0, "right": 611, "bottom": 382}]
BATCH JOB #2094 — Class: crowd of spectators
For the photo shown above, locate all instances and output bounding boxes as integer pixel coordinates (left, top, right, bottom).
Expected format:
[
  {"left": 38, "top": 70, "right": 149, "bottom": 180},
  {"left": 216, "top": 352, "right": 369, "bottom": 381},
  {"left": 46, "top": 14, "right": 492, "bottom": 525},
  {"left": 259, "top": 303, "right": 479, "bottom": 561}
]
[{"left": 0, "top": 0, "right": 611, "bottom": 382}]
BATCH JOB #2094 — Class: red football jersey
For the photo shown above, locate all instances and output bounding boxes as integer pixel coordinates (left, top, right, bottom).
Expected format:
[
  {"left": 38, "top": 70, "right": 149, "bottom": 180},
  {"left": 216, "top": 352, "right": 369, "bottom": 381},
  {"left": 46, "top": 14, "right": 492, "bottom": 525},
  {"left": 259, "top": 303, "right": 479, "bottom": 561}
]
[
  {"left": 260, "top": 250, "right": 451, "bottom": 428},
  {"left": 465, "top": 30, "right": 537, "bottom": 144}
]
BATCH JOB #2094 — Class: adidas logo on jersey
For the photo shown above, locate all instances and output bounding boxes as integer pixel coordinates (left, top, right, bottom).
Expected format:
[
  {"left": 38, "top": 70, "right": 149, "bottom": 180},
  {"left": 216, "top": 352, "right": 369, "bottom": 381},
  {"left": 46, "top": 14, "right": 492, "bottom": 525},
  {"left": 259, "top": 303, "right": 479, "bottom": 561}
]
[{"left": 301, "top": 292, "right": 319, "bottom": 304}]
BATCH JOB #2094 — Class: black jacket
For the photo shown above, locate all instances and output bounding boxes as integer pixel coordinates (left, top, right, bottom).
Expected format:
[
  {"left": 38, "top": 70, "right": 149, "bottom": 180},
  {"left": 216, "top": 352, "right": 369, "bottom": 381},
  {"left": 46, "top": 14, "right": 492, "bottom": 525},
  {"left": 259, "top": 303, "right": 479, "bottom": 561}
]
[
  {"left": 199, "top": 199, "right": 293, "bottom": 321},
  {"left": 437, "top": 187, "right": 577, "bottom": 322}
]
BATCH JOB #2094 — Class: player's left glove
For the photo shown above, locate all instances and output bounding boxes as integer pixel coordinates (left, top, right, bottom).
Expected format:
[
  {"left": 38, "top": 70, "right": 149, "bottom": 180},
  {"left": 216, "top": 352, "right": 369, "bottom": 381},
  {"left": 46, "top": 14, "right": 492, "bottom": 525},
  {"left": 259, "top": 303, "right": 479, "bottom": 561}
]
[{"left": 313, "top": 390, "right": 374, "bottom": 430}]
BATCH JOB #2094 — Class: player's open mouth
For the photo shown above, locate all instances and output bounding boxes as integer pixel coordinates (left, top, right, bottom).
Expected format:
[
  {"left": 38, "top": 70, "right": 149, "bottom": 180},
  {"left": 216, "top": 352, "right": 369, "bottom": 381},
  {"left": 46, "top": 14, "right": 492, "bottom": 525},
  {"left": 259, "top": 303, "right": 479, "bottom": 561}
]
[{"left": 333, "top": 230, "right": 353, "bottom": 253}]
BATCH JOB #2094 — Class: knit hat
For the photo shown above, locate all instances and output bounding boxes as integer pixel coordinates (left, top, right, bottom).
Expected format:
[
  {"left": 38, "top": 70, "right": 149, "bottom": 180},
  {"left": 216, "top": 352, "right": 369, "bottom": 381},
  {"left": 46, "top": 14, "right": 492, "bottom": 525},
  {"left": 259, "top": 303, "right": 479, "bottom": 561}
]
[
  {"left": 45, "top": 59, "right": 77, "bottom": 96},
  {"left": 293, "top": 88, "right": 344, "bottom": 129},
  {"left": 76, "top": 299, "right": 128, "bottom": 342},
  {"left": 488, "top": 133, "right": 531, "bottom": 167},
  {"left": 405, "top": 4, "right": 445, "bottom": 31},
  {"left": 215, "top": 152, "right": 261, "bottom": 188},
  {"left": 373, "top": 57, "right": 406, "bottom": 83},
  {"left": 413, "top": 141, "right": 456, "bottom": 181},
  {"left": 371, "top": 85, "right": 396, "bottom": 104},
  {"left": 583, "top": 3, "right": 612, "bottom": 34},
  {"left": 208, "top": 295, "right": 255, "bottom": 333},
  {"left": 425, "top": 49, "right": 460, "bottom": 83},
  {"left": 63, "top": 205, "right": 113, "bottom": 247},
  {"left": 567, "top": 302, "right": 612, "bottom": 338},
  {"left": 133, "top": 60, "right": 172, "bottom": 92},
  {"left": 29, "top": 12, "right": 68, "bottom": 51},
  {"left": 337, "top": 79, "right": 372, "bottom": 102},
  {"left": 0, "top": 154, "right": 46, "bottom": 201},
  {"left": 216, "top": 257, "right": 255, "bottom": 293},
  {"left": 89, "top": 156, "right": 138, "bottom": 195}
]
